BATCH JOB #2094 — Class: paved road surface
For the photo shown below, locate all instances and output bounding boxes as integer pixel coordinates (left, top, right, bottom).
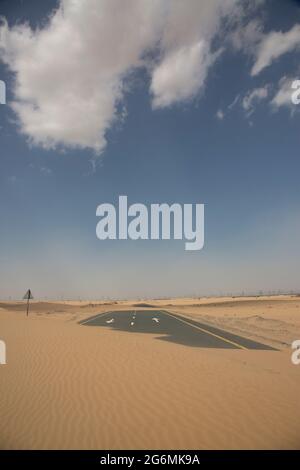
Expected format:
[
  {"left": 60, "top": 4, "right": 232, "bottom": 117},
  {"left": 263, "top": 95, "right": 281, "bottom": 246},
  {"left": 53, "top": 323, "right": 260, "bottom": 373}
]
[{"left": 80, "top": 310, "right": 277, "bottom": 350}]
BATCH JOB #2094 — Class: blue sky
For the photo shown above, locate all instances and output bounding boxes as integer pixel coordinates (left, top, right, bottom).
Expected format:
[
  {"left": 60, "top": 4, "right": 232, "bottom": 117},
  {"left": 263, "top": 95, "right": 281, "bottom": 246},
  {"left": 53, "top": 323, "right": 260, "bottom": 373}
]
[{"left": 0, "top": 0, "right": 300, "bottom": 299}]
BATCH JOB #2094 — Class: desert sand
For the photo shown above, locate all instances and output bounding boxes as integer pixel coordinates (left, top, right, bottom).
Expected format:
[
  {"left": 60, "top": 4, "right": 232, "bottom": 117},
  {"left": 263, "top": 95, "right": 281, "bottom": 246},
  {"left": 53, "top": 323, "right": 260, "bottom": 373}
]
[{"left": 0, "top": 295, "right": 299, "bottom": 449}]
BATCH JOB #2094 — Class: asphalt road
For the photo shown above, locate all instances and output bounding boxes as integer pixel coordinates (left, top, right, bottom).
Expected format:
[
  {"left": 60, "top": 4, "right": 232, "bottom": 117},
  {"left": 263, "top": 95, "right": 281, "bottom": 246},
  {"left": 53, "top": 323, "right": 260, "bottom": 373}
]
[{"left": 80, "top": 310, "right": 277, "bottom": 350}]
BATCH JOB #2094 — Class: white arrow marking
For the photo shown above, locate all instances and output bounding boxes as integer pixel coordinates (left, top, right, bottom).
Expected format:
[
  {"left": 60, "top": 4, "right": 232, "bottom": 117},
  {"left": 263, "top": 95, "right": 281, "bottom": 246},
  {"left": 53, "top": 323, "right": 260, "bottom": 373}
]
[
  {"left": 152, "top": 317, "right": 159, "bottom": 323},
  {"left": 106, "top": 318, "right": 115, "bottom": 324}
]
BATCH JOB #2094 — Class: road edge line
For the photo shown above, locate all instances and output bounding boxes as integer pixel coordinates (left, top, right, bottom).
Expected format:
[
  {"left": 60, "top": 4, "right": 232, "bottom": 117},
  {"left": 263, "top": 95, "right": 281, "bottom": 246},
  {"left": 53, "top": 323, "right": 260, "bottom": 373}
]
[{"left": 160, "top": 310, "right": 248, "bottom": 350}]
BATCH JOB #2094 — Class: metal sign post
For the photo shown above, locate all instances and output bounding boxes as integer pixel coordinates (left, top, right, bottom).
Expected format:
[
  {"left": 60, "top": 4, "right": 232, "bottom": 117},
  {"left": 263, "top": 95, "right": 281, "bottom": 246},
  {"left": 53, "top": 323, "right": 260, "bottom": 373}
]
[{"left": 23, "top": 289, "right": 34, "bottom": 316}]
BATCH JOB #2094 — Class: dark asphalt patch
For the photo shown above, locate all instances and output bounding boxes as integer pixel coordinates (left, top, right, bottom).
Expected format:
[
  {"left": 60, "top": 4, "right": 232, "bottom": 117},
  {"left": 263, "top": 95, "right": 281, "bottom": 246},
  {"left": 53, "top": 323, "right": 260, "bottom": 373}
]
[{"left": 80, "top": 310, "right": 277, "bottom": 350}]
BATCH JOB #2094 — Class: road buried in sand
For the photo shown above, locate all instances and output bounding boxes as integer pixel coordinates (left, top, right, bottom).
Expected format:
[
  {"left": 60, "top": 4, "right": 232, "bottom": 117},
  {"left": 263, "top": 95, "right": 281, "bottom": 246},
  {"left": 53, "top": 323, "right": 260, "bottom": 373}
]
[{"left": 80, "top": 310, "right": 277, "bottom": 350}]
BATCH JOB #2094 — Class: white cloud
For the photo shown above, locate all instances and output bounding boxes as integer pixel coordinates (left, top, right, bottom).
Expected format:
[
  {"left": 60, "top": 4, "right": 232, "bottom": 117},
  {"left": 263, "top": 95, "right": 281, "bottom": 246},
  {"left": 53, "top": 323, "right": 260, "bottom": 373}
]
[
  {"left": 216, "top": 109, "right": 224, "bottom": 120},
  {"left": 228, "top": 94, "right": 240, "bottom": 110},
  {"left": 151, "top": 41, "right": 216, "bottom": 108},
  {"left": 0, "top": 0, "right": 163, "bottom": 154},
  {"left": 0, "top": 0, "right": 264, "bottom": 153},
  {"left": 242, "top": 85, "right": 269, "bottom": 116},
  {"left": 229, "top": 19, "right": 263, "bottom": 54},
  {"left": 271, "top": 76, "right": 295, "bottom": 110},
  {"left": 40, "top": 166, "right": 53, "bottom": 176},
  {"left": 150, "top": 0, "right": 239, "bottom": 108},
  {"left": 251, "top": 24, "right": 300, "bottom": 76}
]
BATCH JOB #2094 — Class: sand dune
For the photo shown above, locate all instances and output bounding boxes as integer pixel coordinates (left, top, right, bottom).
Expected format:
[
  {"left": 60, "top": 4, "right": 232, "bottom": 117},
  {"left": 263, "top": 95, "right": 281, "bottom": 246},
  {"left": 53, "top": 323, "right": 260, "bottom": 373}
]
[{"left": 0, "top": 296, "right": 299, "bottom": 449}]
